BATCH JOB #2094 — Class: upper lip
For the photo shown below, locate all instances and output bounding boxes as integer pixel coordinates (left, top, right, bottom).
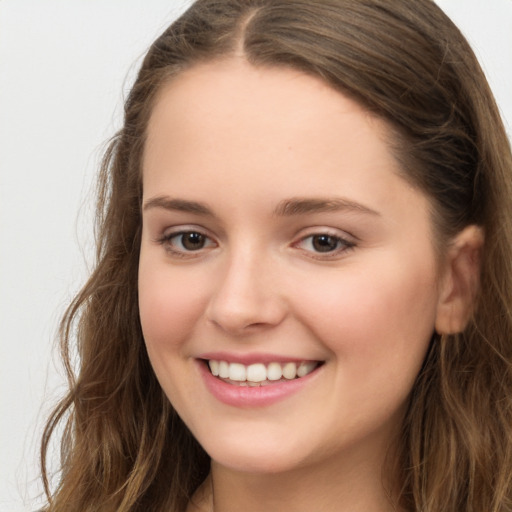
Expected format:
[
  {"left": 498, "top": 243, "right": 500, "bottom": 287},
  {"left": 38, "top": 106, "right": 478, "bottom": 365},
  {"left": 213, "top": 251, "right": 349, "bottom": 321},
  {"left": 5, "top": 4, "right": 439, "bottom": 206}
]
[{"left": 197, "top": 352, "right": 323, "bottom": 365}]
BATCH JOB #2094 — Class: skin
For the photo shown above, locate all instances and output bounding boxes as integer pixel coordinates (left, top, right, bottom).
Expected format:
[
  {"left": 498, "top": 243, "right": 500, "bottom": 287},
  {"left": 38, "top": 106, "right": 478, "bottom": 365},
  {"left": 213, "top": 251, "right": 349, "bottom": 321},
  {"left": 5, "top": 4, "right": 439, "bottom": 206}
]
[{"left": 138, "top": 59, "right": 477, "bottom": 512}]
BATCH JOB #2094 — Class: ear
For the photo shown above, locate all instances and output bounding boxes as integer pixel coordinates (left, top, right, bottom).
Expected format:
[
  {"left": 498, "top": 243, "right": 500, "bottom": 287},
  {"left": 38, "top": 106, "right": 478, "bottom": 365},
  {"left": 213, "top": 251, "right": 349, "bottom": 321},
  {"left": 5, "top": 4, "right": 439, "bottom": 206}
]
[{"left": 435, "top": 225, "right": 484, "bottom": 335}]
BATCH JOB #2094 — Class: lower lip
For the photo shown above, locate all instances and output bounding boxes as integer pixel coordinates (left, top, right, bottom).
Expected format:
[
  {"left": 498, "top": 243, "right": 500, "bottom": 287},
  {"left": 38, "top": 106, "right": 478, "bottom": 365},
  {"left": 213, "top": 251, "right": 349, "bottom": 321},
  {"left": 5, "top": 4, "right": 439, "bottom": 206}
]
[{"left": 197, "top": 360, "right": 321, "bottom": 407}]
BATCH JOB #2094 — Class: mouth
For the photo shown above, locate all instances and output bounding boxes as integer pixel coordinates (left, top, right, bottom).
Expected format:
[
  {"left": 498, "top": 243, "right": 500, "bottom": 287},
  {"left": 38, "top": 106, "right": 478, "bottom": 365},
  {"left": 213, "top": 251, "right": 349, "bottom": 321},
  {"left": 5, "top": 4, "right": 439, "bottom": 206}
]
[{"left": 203, "top": 359, "right": 323, "bottom": 387}]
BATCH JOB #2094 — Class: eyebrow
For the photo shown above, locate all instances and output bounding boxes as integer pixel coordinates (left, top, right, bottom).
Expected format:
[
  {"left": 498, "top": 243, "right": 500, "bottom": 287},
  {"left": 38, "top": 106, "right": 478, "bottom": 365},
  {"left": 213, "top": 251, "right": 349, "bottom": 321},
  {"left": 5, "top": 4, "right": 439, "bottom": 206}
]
[
  {"left": 142, "top": 195, "right": 380, "bottom": 217},
  {"left": 143, "top": 196, "right": 215, "bottom": 216},
  {"left": 273, "top": 197, "right": 380, "bottom": 217}
]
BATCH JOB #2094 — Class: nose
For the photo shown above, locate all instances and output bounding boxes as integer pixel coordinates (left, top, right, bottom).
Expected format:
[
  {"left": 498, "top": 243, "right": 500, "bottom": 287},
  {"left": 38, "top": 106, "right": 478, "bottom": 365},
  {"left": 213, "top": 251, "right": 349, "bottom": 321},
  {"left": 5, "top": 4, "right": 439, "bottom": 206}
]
[{"left": 206, "top": 247, "right": 288, "bottom": 335}]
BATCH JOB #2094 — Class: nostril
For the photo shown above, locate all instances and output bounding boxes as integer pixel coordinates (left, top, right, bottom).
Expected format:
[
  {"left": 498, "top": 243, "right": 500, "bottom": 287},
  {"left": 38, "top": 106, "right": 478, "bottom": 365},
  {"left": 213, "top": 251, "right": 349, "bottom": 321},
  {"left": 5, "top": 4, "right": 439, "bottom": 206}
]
[
  {"left": 206, "top": 295, "right": 288, "bottom": 334},
  {"left": 205, "top": 263, "right": 288, "bottom": 333}
]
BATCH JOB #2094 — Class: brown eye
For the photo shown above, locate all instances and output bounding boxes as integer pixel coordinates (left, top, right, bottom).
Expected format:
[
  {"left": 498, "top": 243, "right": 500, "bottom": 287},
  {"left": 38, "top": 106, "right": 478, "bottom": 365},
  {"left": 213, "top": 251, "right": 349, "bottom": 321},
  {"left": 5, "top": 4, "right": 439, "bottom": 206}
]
[
  {"left": 181, "top": 232, "right": 206, "bottom": 250},
  {"left": 311, "top": 234, "right": 340, "bottom": 252},
  {"left": 161, "top": 230, "right": 216, "bottom": 254},
  {"left": 294, "top": 232, "right": 355, "bottom": 257}
]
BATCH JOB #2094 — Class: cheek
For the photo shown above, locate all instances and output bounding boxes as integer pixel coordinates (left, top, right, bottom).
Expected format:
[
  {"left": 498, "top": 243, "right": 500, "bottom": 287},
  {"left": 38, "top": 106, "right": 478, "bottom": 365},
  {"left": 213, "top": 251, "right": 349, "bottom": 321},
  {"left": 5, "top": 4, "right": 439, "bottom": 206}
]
[
  {"left": 295, "top": 257, "right": 439, "bottom": 435},
  {"left": 138, "top": 260, "right": 209, "bottom": 350},
  {"left": 138, "top": 259, "right": 212, "bottom": 414},
  {"left": 293, "top": 254, "right": 439, "bottom": 369}
]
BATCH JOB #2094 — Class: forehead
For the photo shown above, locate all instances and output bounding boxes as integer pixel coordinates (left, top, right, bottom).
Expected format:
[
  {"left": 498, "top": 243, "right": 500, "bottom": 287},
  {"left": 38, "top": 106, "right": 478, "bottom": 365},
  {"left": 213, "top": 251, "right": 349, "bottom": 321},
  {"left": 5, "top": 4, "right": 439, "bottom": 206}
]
[
  {"left": 144, "top": 60, "right": 393, "bottom": 180},
  {"left": 147, "top": 59, "right": 377, "bottom": 130},
  {"left": 142, "top": 59, "right": 430, "bottom": 231}
]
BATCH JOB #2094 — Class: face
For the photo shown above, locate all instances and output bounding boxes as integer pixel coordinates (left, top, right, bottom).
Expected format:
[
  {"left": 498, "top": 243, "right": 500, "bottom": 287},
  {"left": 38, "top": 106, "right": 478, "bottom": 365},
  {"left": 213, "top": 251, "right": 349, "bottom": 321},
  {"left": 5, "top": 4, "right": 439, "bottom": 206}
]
[{"left": 139, "top": 60, "right": 446, "bottom": 475}]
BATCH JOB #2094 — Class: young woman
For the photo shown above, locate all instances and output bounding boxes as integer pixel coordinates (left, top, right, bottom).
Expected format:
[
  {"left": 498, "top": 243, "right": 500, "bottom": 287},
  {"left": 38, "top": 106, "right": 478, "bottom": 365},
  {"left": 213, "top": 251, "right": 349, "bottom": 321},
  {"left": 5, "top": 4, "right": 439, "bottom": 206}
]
[{"left": 41, "top": 1, "right": 512, "bottom": 511}]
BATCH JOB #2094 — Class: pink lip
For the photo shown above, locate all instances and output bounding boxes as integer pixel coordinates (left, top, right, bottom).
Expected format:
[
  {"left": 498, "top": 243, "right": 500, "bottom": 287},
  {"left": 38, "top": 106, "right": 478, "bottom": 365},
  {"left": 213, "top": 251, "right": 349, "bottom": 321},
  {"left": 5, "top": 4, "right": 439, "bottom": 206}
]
[{"left": 196, "top": 359, "right": 322, "bottom": 408}]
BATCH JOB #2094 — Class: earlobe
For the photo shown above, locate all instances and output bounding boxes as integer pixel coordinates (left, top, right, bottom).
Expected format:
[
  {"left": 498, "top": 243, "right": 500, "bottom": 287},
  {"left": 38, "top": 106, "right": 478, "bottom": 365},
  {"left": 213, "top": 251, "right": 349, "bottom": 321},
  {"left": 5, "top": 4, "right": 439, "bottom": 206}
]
[{"left": 435, "top": 225, "right": 484, "bottom": 335}]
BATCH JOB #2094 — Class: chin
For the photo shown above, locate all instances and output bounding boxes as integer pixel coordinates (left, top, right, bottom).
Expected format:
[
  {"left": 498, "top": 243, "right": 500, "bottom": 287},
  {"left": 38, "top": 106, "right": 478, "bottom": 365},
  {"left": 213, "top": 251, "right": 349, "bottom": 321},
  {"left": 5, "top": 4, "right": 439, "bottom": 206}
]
[
  {"left": 199, "top": 430, "right": 317, "bottom": 475},
  {"left": 210, "top": 451, "right": 306, "bottom": 475}
]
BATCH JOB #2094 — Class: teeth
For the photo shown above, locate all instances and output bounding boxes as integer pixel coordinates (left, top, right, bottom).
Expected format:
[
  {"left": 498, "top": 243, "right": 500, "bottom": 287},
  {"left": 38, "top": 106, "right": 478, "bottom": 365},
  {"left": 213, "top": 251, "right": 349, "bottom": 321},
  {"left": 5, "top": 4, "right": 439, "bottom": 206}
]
[
  {"left": 282, "top": 362, "right": 297, "bottom": 380},
  {"left": 246, "top": 363, "right": 266, "bottom": 382},
  {"left": 297, "top": 361, "right": 317, "bottom": 377},
  {"left": 209, "top": 360, "right": 220, "bottom": 376},
  {"left": 219, "top": 360, "right": 230, "bottom": 379},
  {"left": 267, "top": 362, "right": 282, "bottom": 381},
  {"left": 207, "top": 359, "right": 319, "bottom": 383},
  {"left": 229, "top": 363, "right": 246, "bottom": 381}
]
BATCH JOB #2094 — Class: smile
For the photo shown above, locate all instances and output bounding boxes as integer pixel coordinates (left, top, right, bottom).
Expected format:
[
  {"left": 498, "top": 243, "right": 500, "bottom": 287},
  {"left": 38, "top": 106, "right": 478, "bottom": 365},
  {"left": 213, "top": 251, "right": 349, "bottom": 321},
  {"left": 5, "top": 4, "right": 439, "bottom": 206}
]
[
  {"left": 197, "top": 356, "right": 324, "bottom": 407},
  {"left": 207, "top": 360, "right": 321, "bottom": 386}
]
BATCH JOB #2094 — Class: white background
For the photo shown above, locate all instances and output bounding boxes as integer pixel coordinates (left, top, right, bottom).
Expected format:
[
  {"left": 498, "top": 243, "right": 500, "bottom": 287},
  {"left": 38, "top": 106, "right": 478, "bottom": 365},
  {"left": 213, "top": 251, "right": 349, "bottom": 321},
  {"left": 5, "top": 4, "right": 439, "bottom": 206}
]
[{"left": 0, "top": 1, "right": 510, "bottom": 510}]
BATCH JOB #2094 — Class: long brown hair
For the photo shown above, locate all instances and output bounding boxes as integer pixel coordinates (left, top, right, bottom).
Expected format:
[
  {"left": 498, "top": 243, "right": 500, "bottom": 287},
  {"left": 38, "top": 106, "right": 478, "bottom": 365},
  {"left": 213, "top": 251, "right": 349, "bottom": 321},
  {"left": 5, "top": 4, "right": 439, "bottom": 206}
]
[{"left": 41, "top": 1, "right": 512, "bottom": 510}]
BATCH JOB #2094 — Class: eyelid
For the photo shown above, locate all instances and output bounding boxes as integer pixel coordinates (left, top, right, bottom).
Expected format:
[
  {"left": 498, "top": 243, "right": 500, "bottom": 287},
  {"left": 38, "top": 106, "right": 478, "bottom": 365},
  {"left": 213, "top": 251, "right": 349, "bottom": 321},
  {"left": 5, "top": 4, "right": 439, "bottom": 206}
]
[
  {"left": 158, "top": 224, "right": 212, "bottom": 239},
  {"left": 292, "top": 227, "right": 357, "bottom": 258},
  {"left": 155, "top": 225, "right": 218, "bottom": 257}
]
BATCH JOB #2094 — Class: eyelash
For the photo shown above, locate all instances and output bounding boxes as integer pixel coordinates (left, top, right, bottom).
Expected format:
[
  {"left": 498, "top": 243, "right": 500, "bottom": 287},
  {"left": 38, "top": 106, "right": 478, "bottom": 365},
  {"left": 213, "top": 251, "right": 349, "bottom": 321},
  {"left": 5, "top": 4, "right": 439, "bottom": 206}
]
[
  {"left": 157, "top": 229, "right": 356, "bottom": 259},
  {"left": 157, "top": 229, "right": 216, "bottom": 258},
  {"left": 293, "top": 232, "right": 356, "bottom": 259}
]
